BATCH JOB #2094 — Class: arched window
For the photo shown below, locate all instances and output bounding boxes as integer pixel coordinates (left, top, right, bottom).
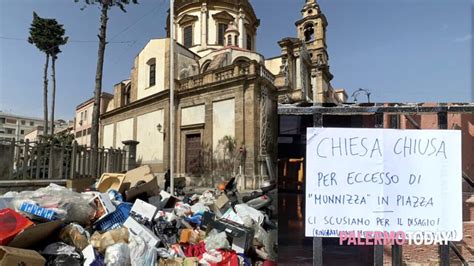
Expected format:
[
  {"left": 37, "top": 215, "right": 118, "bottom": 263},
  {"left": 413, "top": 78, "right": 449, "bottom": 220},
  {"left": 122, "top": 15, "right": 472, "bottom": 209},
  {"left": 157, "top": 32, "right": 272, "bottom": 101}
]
[
  {"left": 227, "top": 35, "right": 232, "bottom": 46},
  {"left": 123, "top": 83, "right": 131, "bottom": 106},
  {"left": 246, "top": 34, "right": 252, "bottom": 50},
  {"left": 201, "top": 60, "right": 211, "bottom": 73},
  {"left": 183, "top": 25, "right": 193, "bottom": 48},
  {"left": 218, "top": 23, "right": 227, "bottom": 45},
  {"left": 147, "top": 58, "right": 156, "bottom": 87},
  {"left": 304, "top": 23, "right": 315, "bottom": 42}
]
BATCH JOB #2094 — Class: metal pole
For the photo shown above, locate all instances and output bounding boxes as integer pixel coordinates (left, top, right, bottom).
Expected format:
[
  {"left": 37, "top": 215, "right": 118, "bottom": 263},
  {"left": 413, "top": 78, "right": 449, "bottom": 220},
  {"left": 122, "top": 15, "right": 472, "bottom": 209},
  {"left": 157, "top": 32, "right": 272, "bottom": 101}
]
[
  {"left": 438, "top": 111, "right": 450, "bottom": 266},
  {"left": 313, "top": 113, "right": 323, "bottom": 266},
  {"left": 374, "top": 111, "right": 384, "bottom": 266},
  {"left": 169, "top": 0, "right": 175, "bottom": 195}
]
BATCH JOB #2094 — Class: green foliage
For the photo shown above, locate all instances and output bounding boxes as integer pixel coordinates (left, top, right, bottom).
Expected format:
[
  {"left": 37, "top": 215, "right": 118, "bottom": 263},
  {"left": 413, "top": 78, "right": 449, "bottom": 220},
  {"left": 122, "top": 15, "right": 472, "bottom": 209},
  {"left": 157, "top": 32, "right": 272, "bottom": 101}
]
[
  {"left": 38, "top": 131, "right": 75, "bottom": 146},
  {"left": 28, "top": 12, "right": 68, "bottom": 56},
  {"left": 74, "top": 0, "right": 139, "bottom": 12}
]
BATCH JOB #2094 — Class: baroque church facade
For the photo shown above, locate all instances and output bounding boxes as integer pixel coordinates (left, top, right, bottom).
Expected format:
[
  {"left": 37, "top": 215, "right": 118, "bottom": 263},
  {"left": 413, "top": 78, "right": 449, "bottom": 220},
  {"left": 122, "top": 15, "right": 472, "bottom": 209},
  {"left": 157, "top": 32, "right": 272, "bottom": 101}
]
[{"left": 99, "top": 0, "right": 345, "bottom": 189}]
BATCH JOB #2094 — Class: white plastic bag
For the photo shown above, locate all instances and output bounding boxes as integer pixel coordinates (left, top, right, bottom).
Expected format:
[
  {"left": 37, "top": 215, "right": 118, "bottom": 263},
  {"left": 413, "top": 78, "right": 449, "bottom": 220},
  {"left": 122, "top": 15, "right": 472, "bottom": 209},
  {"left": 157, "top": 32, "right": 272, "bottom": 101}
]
[
  {"left": 128, "top": 233, "right": 157, "bottom": 266},
  {"left": 234, "top": 203, "right": 264, "bottom": 227},
  {"left": 204, "top": 229, "right": 230, "bottom": 251},
  {"left": 104, "top": 243, "right": 131, "bottom": 266},
  {"left": 10, "top": 184, "right": 95, "bottom": 225},
  {"left": 199, "top": 250, "right": 223, "bottom": 265}
]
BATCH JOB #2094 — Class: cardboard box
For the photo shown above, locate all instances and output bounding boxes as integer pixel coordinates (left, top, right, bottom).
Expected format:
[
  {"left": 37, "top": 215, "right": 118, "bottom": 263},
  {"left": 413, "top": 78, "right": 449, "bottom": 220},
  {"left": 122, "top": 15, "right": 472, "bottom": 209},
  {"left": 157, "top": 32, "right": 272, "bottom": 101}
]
[
  {"left": 125, "top": 177, "right": 160, "bottom": 202},
  {"left": 207, "top": 194, "right": 231, "bottom": 218},
  {"left": 179, "top": 229, "right": 205, "bottom": 245},
  {"left": 179, "top": 229, "right": 193, "bottom": 244},
  {"left": 159, "top": 257, "right": 199, "bottom": 266},
  {"left": 8, "top": 220, "right": 63, "bottom": 249},
  {"left": 90, "top": 193, "right": 116, "bottom": 223},
  {"left": 130, "top": 199, "right": 157, "bottom": 222},
  {"left": 123, "top": 165, "right": 154, "bottom": 191},
  {"left": 0, "top": 246, "right": 45, "bottom": 266},
  {"left": 19, "top": 202, "right": 57, "bottom": 220},
  {"left": 183, "top": 257, "right": 199, "bottom": 266},
  {"left": 159, "top": 258, "right": 183, "bottom": 266},
  {"left": 123, "top": 217, "right": 160, "bottom": 247},
  {"left": 215, "top": 194, "right": 230, "bottom": 209},
  {"left": 96, "top": 173, "right": 126, "bottom": 193}
]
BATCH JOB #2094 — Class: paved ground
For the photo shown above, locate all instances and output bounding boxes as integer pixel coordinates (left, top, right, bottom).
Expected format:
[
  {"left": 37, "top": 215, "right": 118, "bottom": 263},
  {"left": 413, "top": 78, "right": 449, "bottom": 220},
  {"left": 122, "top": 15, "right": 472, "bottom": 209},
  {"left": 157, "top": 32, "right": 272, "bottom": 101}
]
[{"left": 278, "top": 192, "right": 375, "bottom": 265}]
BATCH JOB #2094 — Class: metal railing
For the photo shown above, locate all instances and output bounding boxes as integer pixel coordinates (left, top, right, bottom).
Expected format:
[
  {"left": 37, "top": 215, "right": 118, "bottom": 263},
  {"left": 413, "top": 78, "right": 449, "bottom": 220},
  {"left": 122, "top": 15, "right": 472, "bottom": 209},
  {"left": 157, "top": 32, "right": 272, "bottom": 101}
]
[{"left": 0, "top": 139, "right": 127, "bottom": 180}]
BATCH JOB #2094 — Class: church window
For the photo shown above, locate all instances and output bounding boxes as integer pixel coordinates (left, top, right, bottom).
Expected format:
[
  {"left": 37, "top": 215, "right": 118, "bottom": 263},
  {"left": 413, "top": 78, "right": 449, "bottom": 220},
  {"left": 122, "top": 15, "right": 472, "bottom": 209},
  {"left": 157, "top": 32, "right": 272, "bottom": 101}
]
[
  {"left": 123, "top": 85, "right": 131, "bottom": 106},
  {"left": 235, "top": 36, "right": 238, "bottom": 46},
  {"left": 246, "top": 34, "right": 252, "bottom": 50},
  {"left": 201, "top": 60, "right": 211, "bottom": 73},
  {"left": 218, "top": 23, "right": 227, "bottom": 45},
  {"left": 304, "top": 23, "right": 315, "bottom": 42},
  {"left": 317, "top": 54, "right": 323, "bottom": 64},
  {"left": 147, "top": 58, "right": 156, "bottom": 87},
  {"left": 227, "top": 35, "right": 232, "bottom": 46},
  {"left": 183, "top": 25, "right": 193, "bottom": 48}
]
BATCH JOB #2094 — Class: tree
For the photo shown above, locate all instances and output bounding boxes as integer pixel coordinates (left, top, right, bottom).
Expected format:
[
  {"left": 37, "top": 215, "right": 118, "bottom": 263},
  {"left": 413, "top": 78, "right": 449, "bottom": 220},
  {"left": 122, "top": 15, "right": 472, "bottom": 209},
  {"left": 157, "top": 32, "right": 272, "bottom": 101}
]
[
  {"left": 28, "top": 12, "right": 51, "bottom": 135},
  {"left": 75, "top": 0, "right": 138, "bottom": 177},
  {"left": 28, "top": 13, "right": 68, "bottom": 136},
  {"left": 50, "top": 30, "right": 69, "bottom": 134}
]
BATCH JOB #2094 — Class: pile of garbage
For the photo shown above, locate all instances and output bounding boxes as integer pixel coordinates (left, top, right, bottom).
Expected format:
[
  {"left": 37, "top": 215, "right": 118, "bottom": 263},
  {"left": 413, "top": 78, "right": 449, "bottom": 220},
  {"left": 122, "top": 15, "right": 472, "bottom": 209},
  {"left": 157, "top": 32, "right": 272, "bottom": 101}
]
[{"left": 0, "top": 165, "right": 277, "bottom": 265}]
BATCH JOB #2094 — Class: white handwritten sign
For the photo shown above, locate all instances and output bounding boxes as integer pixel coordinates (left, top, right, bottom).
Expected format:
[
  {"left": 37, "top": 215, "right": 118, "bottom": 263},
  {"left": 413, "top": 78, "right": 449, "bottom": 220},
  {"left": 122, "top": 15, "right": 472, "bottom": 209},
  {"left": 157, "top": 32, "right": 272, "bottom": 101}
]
[{"left": 305, "top": 128, "right": 462, "bottom": 240}]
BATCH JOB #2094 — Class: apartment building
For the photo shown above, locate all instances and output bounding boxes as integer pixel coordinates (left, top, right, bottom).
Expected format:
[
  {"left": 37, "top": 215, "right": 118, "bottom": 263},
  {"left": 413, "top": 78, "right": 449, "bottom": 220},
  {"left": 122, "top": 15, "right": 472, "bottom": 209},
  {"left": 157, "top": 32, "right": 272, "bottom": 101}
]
[{"left": 0, "top": 112, "right": 45, "bottom": 141}]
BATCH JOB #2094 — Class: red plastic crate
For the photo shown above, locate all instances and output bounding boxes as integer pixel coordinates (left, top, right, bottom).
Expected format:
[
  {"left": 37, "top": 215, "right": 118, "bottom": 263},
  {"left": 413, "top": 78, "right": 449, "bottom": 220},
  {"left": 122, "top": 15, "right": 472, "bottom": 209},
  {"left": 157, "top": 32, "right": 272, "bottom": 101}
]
[{"left": 0, "top": 208, "right": 34, "bottom": 245}]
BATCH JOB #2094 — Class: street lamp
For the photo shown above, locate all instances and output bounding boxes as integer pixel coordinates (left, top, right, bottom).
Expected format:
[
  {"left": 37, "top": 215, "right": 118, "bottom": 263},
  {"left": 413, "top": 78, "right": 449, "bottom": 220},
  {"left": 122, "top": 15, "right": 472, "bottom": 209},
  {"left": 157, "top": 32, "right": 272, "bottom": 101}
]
[{"left": 352, "top": 88, "right": 372, "bottom": 104}]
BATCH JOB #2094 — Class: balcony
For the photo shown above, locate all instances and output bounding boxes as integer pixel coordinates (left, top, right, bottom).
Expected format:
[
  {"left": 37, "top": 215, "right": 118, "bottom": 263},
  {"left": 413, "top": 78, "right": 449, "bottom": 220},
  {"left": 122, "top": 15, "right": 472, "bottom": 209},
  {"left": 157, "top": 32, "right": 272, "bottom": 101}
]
[{"left": 177, "top": 61, "right": 275, "bottom": 91}]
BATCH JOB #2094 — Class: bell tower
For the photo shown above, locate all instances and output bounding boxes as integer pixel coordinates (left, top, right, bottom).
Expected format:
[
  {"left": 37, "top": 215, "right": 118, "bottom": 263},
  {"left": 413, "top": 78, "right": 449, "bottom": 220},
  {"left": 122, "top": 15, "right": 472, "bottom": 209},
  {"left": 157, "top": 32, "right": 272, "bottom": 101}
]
[{"left": 295, "top": 0, "right": 334, "bottom": 103}]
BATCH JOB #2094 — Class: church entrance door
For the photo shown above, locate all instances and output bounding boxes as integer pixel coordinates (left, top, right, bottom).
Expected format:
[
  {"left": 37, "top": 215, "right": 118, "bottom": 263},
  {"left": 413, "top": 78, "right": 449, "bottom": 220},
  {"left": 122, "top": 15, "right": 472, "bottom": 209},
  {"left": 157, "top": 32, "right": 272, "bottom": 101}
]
[{"left": 185, "top": 133, "right": 201, "bottom": 176}]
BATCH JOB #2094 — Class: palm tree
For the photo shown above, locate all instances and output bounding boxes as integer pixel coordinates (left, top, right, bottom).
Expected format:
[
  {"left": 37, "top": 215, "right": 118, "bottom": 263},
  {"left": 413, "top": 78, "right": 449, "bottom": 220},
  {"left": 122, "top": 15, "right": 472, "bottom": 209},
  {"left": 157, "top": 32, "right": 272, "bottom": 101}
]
[
  {"left": 28, "top": 12, "right": 51, "bottom": 135},
  {"left": 75, "top": 0, "right": 138, "bottom": 177}
]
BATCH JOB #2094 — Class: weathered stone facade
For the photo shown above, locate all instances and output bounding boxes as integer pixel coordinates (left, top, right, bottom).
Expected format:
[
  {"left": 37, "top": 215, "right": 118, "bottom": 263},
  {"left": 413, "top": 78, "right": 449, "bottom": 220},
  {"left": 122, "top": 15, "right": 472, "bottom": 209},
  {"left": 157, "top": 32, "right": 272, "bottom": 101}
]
[
  {"left": 269, "top": 0, "right": 346, "bottom": 105},
  {"left": 99, "top": 0, "right": 342, "bottom": 189}
]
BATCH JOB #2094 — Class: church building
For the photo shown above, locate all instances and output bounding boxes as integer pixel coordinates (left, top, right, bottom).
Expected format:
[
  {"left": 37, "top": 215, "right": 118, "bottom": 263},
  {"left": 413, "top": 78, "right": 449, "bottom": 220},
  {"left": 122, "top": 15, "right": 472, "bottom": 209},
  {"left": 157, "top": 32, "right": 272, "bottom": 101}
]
[{"left": 99, "top": 0, "right": 345, "bottom": 189}]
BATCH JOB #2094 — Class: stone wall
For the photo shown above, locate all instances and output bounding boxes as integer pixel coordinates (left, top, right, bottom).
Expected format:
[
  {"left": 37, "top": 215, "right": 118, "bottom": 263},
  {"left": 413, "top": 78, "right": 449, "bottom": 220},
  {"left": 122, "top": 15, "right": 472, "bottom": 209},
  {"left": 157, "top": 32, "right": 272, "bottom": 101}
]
[
  {"left": 0, "top": 143, "right": 13, "bottom": 179},
  {"left": 0, "top": 180, "right": 67, "bottom": 194},
  {"left": 101, "top": 92, "right": 170, "bottom": 174}
]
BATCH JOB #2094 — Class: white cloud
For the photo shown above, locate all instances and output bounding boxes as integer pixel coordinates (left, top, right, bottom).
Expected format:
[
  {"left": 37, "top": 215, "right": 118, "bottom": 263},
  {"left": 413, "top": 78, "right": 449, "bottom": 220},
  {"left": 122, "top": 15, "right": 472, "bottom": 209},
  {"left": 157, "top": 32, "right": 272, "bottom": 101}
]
[{"left": 453, "top": 33, "right": 472, "bottom": 43}]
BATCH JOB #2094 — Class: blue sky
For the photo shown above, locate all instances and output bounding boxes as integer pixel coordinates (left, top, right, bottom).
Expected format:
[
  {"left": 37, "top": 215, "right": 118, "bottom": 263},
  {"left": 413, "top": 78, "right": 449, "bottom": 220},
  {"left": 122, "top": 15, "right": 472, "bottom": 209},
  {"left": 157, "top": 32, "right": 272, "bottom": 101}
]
[{"left": 0, "top": 0, "right": 472, "bottom": 120}]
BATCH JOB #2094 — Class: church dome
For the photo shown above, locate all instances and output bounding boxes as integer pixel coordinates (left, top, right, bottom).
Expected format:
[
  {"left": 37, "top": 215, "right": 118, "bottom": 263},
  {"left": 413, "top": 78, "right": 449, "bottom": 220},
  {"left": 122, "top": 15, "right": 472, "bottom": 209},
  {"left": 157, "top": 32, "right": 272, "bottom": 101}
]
[
  {"left": 175, "top": 0, "right": 256, "bottom": 19},
  {"left": 167, "top": 0, "right": 260, "bottom": 57},
  {"left": 225, "top": 21, "right": 239, "bottom": 34}
]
